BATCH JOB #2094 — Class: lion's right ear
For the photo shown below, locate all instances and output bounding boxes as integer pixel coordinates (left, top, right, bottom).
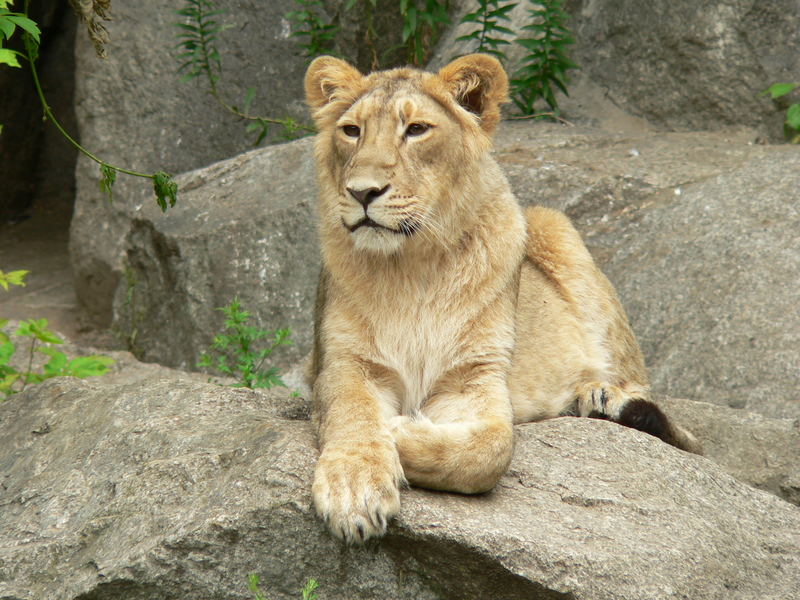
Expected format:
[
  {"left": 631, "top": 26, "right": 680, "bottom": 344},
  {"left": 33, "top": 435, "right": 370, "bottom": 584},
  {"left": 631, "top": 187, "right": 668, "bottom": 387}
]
[{"left": 304, "top": 56, "right": 364, "bottom": 112}]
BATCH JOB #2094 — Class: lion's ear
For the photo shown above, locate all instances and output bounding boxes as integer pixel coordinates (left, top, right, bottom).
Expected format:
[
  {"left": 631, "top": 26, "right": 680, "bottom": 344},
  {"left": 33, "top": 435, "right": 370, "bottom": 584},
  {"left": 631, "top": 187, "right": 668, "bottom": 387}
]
[
  {"left": 437, "top": 54, "right": 508, "bottom": 134},
  {"left": 304, "top": 56, "right": 364, "bottom": 112}
]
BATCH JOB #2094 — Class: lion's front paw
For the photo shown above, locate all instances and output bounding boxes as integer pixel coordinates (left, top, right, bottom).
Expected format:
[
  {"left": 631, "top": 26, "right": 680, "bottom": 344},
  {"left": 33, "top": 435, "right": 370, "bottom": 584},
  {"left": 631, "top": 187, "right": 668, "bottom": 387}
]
[{"left": 312, "top": 441, "right": 404, "bottom": 543}]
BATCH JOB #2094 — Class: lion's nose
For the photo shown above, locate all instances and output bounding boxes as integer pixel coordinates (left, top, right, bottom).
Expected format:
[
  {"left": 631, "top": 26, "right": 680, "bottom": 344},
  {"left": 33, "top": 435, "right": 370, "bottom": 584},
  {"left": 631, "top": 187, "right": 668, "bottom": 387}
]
[{"left": 347, "top": 184, "right": 390, "bottom": 208}]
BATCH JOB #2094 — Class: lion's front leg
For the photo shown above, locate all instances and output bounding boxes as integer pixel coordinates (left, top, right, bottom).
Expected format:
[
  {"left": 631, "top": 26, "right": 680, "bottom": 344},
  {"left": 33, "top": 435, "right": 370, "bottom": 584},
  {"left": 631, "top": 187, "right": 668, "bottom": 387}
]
[
  {"left": 312, "top": 363, "right": 404, "bottom": 543},
  {"left": 390, "top": 364, "right": 515, "bottom": 495}
]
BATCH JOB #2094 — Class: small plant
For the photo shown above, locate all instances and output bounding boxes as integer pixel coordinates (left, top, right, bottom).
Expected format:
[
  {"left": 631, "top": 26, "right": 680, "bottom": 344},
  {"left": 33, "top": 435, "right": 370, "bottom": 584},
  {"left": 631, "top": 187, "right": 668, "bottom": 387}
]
[
  {"left": 0, "top": 269, "right": 28, "bottom": 290},
  {"left": 510, "top": 0, "right": 578, "bottom": 116},
  {"left": 455, "top": 0, "right": 516, "bottom": 60},
  {"left": 761, "top": 82, "right": 800, "bottom": 143},
  {"left": 175, "top": 0, "right": 313, "bottom": 144},
  {"left": 286, "top": 0, "right": 340, "bottom": 59},
  {"left": 400, "top": 0, "right": 451, "bottom": 66},
  {"left": 248, "top": 573, "right": 319, "bottom": 600},
  {"left": 1, "top": 270, "right": 114, "bottom": 398},
  {"left": 198, "top": 299, "right": 291, "bottom": 389}
]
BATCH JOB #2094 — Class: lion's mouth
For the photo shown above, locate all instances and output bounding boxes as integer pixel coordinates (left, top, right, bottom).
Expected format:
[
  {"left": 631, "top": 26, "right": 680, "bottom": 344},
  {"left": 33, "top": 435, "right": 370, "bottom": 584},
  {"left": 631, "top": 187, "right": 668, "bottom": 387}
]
[{"left": 345, "top": 217, "right": 419, "bottom": 237}]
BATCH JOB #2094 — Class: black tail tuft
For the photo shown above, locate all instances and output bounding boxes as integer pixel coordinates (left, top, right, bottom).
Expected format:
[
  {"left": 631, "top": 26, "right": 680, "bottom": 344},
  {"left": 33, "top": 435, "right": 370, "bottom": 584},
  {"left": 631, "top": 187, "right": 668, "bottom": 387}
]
[{"left": 615, "top": 398, "right": 688, "bottom": 450}]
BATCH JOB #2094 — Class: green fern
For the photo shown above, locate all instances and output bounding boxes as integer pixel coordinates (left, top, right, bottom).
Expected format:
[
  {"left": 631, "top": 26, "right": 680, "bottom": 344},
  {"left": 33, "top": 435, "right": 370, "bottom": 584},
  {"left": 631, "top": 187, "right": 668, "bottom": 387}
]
[
  {"left": 400, "top": 0, "right": 450, "bottom": 66},
  {"left": 286, "top": 0, "right": 340, "bottom": 59},
  {"left": 456, "top": 0, "right": 516, "bottom": 60},
  {"left": 510, "top": 0, "right": 578, "bottom": 115},
  {"left": 175, "top": 0, "right": 228, "bottom": 87}
]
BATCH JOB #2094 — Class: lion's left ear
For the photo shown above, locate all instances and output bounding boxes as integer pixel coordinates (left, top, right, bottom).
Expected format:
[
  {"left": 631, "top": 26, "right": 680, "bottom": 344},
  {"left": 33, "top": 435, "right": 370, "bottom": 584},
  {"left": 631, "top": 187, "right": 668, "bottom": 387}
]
[{"left": 437, "top": 54, "right": 508, "bottom": 134}]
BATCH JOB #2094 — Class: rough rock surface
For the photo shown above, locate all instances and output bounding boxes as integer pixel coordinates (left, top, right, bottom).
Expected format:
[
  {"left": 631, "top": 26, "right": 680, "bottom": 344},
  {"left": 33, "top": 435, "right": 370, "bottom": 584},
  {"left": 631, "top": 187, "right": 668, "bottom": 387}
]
[
  {"left": 112, "top": 139, "right": 319, "bottom": 370},
  {"left": 110, "top": 123, "right": 799, "bottom": 419},
  {"left": 69, "top": 0, "right": 313, "bottom": 325},
  {"left": 657, "top": 396, "right": 800, "bottom": 507},
  {"left": 2, "top": 371, "right": 799, "bottom": 600},
  {"left": 568, "top": 0, "right": 800, "bottom": 136}
]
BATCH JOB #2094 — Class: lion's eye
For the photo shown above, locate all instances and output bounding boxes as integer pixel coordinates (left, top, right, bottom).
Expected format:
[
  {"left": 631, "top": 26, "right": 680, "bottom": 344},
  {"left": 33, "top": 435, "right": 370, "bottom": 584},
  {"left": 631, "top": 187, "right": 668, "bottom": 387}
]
[
  {"left": 405, "top": 123, "right": 429, "bottom": 137},
  {"left": 342, "top": 125, "right": 360, "bottom": 138}
]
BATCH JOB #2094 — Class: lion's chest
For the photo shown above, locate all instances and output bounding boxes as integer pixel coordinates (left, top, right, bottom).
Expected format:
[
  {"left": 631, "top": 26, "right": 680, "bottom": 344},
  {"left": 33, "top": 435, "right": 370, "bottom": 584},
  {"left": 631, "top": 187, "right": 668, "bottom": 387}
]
[{"left": 370, "top": 300, "right": 463, "bottom": 415}]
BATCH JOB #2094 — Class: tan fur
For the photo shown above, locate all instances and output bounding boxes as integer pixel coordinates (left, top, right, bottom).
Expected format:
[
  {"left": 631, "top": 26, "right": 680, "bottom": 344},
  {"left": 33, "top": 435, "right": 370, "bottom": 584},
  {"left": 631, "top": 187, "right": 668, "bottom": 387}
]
[{"left": 304, "top": 55, "right": 698, "bottom": 544}]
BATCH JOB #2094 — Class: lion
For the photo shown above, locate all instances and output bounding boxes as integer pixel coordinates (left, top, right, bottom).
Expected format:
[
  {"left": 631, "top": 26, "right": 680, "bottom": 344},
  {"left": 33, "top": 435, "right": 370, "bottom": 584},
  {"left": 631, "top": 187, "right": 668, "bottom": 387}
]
[{"left": 304, "top": 53, "right": 700, "bottom": 544}]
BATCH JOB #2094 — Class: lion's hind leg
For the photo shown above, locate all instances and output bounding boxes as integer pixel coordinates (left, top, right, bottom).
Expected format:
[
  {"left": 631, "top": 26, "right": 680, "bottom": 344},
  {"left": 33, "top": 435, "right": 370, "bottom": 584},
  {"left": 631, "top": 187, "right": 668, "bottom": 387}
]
[{"left": 521, "top": 206, "right": 701, "bottom": 455}]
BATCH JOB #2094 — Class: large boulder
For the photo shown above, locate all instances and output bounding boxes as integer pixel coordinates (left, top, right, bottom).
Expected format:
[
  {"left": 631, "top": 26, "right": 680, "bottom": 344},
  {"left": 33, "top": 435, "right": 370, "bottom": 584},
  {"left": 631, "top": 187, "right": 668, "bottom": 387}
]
[
  {"left": 1, "top": 370, "right": 799, "bottom": 600},
  {"left": 657, "top": 396, "right": 800, "bottom": 506},
  {"left": 568, "top": 0, "right": 800, "bottom": 136},
  {"left": 110, "top": 123, "right": 799, "bottom": 419},
  {"left": 112, "top": 139, "right": 319, "bottom": 370},
  {"left": 69, "top": 0, "right": 315, "bottom": 326}
]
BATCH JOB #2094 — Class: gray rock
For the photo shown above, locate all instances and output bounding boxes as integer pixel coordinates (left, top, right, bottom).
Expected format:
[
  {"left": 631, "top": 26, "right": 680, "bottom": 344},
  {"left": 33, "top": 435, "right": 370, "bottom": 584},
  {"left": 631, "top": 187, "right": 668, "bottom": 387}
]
[
  {"left": 112, "top": 139, "right": 320, "bottom": 371},
  {"left": 70, "top": 0, "right": 314, "bottom": 326},
  {"left": 658, "top": 396, "right": 800, "bottom": 506},
  {"left": 568, "top": 0, "right": 800, "bottom": 136},
  {"left": 591, "top": 149, "right": 799, "bottom": 419},
  {"left": 2, "top": 373, "right": 799, "bottom": 600}
]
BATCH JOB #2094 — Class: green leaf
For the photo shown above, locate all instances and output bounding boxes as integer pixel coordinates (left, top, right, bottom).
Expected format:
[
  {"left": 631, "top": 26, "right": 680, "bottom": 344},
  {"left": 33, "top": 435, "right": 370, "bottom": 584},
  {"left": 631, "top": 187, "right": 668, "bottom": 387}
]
[
  {"left": 0, "top": 269, "right": 28, "bottom": 290},
  {"left": 761, "top": 82, "right": 798, "bottom": 99},
  {"left": 39, "top": 346, "right": 68, "bottom": 377},
  {"left": 402, "top": 7, "right": 417, "bottom": 42},
  {"left": 16, "top": 319, "right": 63, "bottom": 344},
  {"left": 99, "top": 163, "right": 117, "bottom": 202},
  {"left": 4, "top": 14, "right": 39, "bottom": 43},
  {"left": 152, "top": 171, "right": 178, "bottom": 212},
  {"left": 173, "top": 22, "right": 200, "bottom": 33},
  {"left": 248, "top": 574, "right": 262, "bottom": 597},
  {"left": 302, "top": 578, "right": 319, "bottom": 600},
  {"left": 65, "top": 355, "right": 115, "bottom": 378},
  {"left": 243, "top": 87, "right": 256, "bottom": 114},
  {"left": 0, "top": 372, "right": 20, "bottom": 396},
  {"left": 0, "top": 340, "right": 14, "bottom": 365},
  {"left": 253, "top": 367, "right": 284, "bottom": 389},
  {"left": 0, "top": 47, "right": 21, "bottom": 67},
  {"left": 0, "top": 16, "right": 15, "bottom": 40},
  {"left": 786, "top": 103, "right": 800, "bottom": 131},
  {"left": 252, "top": 120, "right": 269, "bottom": 146}
]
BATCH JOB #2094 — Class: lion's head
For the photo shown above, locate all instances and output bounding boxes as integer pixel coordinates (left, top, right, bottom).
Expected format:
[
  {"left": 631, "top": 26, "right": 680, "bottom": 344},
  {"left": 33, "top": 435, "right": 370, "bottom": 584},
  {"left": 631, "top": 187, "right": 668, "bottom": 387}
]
[{"left": 305, "top": 54, "right": 508, "bottom": 255}]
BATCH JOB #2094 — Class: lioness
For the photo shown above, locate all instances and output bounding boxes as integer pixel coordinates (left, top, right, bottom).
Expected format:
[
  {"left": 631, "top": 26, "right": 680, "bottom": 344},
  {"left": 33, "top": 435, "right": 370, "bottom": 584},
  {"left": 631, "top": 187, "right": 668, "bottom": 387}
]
[{"left": 305, "top": 54, "right": 700, "bottom": 543}]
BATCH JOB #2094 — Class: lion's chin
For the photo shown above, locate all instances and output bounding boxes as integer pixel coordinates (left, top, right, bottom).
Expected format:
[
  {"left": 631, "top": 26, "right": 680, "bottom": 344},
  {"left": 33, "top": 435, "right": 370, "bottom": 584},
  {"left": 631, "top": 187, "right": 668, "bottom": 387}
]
[{"left": 350, "top": 227, "right": 408, "bottom": 255}]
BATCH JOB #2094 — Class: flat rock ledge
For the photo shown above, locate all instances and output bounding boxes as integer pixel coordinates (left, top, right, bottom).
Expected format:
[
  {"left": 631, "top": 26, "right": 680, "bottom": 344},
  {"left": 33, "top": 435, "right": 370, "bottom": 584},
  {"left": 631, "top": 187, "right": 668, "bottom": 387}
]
[{"left": 1, "top": 370, "right": 798, "bottom": 600}]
